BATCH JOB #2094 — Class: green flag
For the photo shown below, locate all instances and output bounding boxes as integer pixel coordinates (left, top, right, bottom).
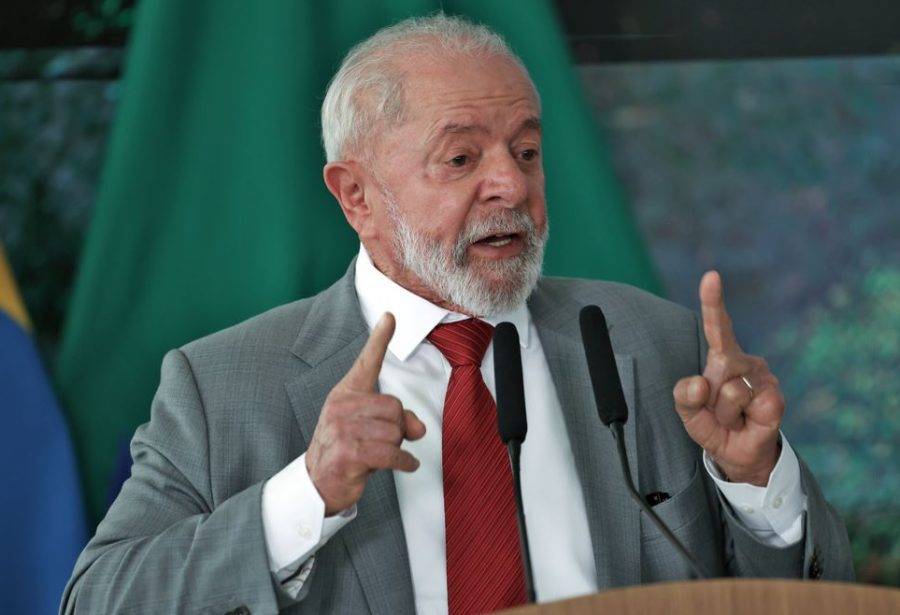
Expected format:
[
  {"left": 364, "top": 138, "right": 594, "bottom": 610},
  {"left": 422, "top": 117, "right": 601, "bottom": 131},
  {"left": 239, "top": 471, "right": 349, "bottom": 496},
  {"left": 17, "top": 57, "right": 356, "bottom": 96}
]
[{"left": 57, "top": 0, "right": 659, "bottom": 525}]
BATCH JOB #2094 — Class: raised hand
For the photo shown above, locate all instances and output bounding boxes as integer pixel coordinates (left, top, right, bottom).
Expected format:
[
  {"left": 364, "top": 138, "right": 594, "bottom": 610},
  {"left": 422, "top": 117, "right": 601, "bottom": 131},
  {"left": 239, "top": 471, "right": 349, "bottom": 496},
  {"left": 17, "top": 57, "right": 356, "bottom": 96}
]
[
  {"left": 306, "top": 312, "right": 427, "bottom": 514},
  {"left": 673, "top": 271, "right": 785, "bottom": 486}
]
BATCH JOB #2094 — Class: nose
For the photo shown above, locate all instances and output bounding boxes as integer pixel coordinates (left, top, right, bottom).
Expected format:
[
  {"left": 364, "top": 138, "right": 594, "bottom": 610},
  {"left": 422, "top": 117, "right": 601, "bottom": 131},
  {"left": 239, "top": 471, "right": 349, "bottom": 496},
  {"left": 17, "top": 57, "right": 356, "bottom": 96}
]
[{"left": 478, "top": 150, "right": 528, "bottom": 208}]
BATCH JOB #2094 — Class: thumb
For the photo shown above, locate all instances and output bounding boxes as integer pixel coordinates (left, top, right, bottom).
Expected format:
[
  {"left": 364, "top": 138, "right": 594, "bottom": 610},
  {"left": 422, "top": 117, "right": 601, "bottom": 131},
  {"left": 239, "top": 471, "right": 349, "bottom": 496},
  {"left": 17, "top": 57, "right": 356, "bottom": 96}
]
[{"left": 673, "top": 375, "right": 711, "bottom": 421}]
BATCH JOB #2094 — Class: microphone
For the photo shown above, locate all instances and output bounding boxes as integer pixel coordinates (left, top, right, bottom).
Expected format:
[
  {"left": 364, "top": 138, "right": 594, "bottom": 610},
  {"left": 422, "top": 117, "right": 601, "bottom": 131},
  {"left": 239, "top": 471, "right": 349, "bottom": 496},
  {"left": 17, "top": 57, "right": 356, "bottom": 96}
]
[
  {"left": 579, "top": 306, "right": 628, "bottom": 426},
  {"left": 579, "top": 305, "right": 710, "bottom": 580},
  {"left": 493, "top": 322, "right": 536, "bottom": 603}
]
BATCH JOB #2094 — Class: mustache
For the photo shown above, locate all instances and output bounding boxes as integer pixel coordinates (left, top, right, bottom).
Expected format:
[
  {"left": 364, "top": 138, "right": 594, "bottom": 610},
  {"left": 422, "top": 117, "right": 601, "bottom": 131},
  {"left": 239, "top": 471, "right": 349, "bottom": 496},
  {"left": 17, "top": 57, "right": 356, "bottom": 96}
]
[
  {"left": 452, "top": 209, "right": 542, "bottom": 266},
  {"left": 460, "top": 210, "right": 536, "bottom": 244}
]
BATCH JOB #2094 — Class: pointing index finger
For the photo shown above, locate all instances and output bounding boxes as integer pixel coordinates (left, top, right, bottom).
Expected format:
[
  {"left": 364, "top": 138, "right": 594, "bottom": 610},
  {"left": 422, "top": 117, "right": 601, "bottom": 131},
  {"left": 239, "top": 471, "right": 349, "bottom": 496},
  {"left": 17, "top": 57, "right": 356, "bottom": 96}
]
[
  {"left": 340, "top": 312, "right": 395, "bottom": 391},
  {"left": 700, "top": 270, "right": 740, "bottom": 353}
]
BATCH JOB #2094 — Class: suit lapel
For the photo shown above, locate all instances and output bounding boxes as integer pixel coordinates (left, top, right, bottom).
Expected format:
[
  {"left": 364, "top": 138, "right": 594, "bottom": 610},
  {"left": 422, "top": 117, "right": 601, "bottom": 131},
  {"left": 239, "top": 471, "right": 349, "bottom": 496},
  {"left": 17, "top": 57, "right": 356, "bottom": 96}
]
[
  {"left": 530, "top": 285, "right": 642, "bottom": 588},
  {"left": 285, "top": 264, "right": 416, "bottom": 613}
]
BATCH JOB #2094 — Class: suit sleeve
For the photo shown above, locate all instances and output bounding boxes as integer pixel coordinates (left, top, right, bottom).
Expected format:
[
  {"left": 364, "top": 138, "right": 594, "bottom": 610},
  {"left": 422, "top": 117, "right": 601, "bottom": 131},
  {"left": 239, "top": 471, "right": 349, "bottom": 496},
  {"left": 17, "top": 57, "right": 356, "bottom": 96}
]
[
  {"left": 60, "top": 349, "right": 312, "bottom": 613},
  {"left": 692, "top": 312, "right": 855, "bottom": 580}
]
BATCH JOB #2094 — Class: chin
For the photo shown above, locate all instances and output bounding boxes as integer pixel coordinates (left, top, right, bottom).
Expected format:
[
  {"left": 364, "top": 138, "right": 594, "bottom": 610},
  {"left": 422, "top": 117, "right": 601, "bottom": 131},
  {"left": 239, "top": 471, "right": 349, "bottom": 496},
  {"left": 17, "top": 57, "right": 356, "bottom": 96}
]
[
  {"left": 483, "top": 272, "right": 526, "bottom": 294},
  {"left": 474, "top": 255, "right": 531, "bottom": 281},
  {"left": 458, "top": 262, "right": 540, "bottom": 315}
]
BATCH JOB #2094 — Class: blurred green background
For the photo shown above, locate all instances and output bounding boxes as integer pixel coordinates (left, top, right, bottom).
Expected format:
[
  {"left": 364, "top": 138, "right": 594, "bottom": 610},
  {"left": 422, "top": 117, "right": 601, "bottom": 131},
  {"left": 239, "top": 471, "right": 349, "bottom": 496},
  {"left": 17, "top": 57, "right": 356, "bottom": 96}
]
[
  {"left": 585, "top": 58, "right": 900, "bottom": 584},
  {"left": 1, "top": 0, "right": 898, "bottom": 586}
]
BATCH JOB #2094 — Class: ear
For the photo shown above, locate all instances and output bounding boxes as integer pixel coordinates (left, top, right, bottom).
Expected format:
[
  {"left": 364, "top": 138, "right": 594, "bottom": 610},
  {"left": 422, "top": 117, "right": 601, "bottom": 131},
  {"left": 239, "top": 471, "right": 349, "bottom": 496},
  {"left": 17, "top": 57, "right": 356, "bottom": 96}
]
[{"left": 323, "top": 161, "right": 374, "bottom": 236}]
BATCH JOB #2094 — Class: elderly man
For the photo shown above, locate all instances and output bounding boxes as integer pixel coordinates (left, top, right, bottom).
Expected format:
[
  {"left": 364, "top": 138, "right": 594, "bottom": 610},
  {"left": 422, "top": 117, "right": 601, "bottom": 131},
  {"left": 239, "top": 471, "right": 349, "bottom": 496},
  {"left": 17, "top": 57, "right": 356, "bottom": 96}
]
[{"left": 62, "top": 13, "right": 852, "bottom": 615}]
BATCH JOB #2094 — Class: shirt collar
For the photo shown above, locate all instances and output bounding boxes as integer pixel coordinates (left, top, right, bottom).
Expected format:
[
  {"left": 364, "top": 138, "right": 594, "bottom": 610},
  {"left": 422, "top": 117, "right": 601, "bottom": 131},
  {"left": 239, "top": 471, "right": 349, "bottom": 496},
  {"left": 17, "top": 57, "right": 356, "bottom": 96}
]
[{"left": 354, "top": 245, "right": 531, "bottom": 362}]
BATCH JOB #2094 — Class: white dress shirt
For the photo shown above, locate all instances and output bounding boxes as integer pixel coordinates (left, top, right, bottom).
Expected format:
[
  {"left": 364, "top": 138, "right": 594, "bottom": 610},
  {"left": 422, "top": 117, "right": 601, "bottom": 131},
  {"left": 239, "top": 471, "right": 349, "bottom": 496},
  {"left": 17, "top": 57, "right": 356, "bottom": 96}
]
[{"left": 261, "top": 245, "right": 807, "bottom": 610}]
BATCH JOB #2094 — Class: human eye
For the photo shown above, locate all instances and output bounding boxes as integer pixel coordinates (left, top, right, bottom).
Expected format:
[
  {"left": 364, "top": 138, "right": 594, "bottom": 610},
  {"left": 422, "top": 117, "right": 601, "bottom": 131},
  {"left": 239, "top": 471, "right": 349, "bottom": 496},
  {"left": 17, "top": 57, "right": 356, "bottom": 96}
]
[
  {"left": 518, "top": 147, "right": 540, "bottom": 163},
  {"left": 448, "top": 153, "right": 470, "bottom": 167}
]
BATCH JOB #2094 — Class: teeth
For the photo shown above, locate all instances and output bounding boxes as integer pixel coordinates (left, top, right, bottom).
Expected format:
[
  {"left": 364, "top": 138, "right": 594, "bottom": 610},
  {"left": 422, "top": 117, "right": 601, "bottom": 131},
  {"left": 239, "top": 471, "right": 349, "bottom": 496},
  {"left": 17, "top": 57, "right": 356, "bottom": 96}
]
[{"left": 486, "top": 237, "right": 512, "bottom": 246}]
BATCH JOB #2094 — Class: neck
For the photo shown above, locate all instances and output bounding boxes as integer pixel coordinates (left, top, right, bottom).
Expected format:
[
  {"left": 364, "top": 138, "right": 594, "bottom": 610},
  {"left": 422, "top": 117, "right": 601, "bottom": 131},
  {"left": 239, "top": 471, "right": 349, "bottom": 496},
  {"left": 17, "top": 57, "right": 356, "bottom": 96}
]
[{"left": 364, "top": 242, "right": 480, "bottom": 317}]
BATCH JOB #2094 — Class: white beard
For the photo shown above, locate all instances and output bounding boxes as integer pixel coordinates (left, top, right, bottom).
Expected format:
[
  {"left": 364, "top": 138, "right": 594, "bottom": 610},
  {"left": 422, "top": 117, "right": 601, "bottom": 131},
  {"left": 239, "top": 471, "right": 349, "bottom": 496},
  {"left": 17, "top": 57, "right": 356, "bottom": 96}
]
[{"left": 383, "top": 192, "right": 548, "bottom": 317}]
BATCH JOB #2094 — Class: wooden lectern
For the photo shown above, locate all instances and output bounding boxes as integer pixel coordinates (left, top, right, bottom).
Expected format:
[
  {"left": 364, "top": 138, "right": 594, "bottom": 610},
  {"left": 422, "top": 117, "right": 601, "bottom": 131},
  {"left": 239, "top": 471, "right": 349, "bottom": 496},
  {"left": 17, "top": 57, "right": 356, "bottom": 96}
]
[{"left": 501, "top": 579, "right": 900, "bottom": 615}]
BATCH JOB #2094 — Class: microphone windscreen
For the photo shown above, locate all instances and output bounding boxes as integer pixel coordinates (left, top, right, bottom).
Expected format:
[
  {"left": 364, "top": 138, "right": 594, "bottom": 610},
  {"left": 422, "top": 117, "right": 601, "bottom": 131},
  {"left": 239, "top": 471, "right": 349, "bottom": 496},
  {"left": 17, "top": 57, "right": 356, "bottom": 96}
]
[
  {"left": 579, "top": 305, "right": 629, "bottom": 425},
  {"left": 493, "top": 322, "right": 528, "bottom": 443}
]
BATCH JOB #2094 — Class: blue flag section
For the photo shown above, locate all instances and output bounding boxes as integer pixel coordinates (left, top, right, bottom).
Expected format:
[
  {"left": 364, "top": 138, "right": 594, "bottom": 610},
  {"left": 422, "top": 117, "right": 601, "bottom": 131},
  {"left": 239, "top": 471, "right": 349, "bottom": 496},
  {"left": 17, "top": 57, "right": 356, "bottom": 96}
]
[{"left": 0, "top": 310, "right": 87, "bottom": 614}]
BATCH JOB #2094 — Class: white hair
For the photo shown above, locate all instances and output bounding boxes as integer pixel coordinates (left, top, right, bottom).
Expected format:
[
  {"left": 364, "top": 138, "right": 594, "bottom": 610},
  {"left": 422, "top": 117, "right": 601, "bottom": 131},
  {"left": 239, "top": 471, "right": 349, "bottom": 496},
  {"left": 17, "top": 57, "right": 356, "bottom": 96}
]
[{"left": 320, "top": 12, "right": 539, "bottom": 162}]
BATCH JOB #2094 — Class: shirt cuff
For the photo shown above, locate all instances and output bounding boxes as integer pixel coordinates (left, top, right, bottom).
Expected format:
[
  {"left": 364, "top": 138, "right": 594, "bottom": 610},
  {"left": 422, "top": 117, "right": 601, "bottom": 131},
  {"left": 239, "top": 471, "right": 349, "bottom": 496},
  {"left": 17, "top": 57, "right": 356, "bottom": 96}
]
[
  {"left": 261, "top": 452, "right": 357, "bottom": 579},
  {"left": 703, "top": 433, "right": 807, "bottom": 546}
]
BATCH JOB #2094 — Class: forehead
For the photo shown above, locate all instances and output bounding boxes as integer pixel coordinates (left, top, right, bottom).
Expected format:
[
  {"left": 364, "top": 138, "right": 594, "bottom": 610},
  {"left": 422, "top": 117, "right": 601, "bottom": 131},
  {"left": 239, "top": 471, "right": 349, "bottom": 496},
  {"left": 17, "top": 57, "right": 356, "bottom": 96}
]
[{"left": 398, "top": 53, "right": 540, "bottom": 129}]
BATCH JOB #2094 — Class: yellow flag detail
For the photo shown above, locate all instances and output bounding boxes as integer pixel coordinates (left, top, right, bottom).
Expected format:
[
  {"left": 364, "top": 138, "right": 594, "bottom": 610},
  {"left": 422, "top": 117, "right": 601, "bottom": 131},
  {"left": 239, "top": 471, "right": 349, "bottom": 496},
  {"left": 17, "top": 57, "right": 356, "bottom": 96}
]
[{"left": 0, "top": 244, "right": 32, "bottom": 332}]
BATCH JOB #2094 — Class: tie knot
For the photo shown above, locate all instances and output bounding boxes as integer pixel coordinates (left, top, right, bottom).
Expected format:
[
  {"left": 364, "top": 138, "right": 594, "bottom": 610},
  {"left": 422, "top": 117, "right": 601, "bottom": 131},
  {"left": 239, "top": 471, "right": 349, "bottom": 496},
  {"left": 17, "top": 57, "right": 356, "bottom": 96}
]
[{"left": 427, "top": 318, "right": 494, "bottom": 368}]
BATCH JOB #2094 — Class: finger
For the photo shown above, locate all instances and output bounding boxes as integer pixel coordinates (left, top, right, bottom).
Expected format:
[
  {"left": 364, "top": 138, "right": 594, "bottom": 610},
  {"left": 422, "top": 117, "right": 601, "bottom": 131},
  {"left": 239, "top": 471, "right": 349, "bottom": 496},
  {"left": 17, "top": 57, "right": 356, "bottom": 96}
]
[
  {"left": 403, "top": 409, "right": 427, "bottom": 441},
  {"left": 359, "top": 441, "right": 420, "bottom": 473},
  {"left": 739, "top": 359, "right": 784, "bottom": 427},
  {"left": 352, "top": 400, "right": 426, "bottom": 442},
  {"left": 673, "top": 375, "right": 711, "bottom": 420},
  {"left": 339, "top": 393, "right": 405, "bottom": 424},
  {"left": 744, "top": 383, "right": 785, "bottom": 431},
  {"left": 672, "top": 376, "right": 726, "bottom": 454},
  {"left": 699, "top": 271, "right": 741, "bottom": 354},
  {"left": 703, "top": 349, "right": 753, "bottom": 384},
  {"left": 712, "top": 377, "right": 752, "bottom": 430},
  {"left": 340, "top": 312, "right": 396, "bottom": 391},
  {"left": 348, "top": 417, "right": 404, "bottom": 445}
]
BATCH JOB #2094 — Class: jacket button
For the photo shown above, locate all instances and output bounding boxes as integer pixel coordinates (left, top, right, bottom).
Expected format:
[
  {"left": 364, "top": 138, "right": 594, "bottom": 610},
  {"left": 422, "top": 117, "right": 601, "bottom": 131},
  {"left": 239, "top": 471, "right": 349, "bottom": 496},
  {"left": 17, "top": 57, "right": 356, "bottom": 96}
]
[
  {"left": 808, "top": 549, "right": 823, "bottom": 580},
  {"left": 227, "top": 606, "right": 250, "bottom": 615}
]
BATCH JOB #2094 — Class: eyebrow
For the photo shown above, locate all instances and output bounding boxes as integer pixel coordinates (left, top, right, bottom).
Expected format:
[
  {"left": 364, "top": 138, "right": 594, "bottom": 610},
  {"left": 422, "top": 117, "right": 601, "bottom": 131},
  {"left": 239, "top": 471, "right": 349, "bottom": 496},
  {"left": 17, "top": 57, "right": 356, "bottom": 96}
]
[
  {"left": 429, "top": 122, "right": 488, "bottom": 144},
  {"left": 517, "top": 116, "right": 542, "bottom": 135},
  {"left": 428, "top": 116, "right": 542, "bottom": 145}
]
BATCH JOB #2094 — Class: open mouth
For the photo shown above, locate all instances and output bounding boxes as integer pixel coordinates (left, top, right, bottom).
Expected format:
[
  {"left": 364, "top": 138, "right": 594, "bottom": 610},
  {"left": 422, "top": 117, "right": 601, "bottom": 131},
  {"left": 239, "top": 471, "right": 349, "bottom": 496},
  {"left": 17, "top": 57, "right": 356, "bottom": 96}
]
[{"left": 472, "top": 232, "right": 520, "bottom": 247}]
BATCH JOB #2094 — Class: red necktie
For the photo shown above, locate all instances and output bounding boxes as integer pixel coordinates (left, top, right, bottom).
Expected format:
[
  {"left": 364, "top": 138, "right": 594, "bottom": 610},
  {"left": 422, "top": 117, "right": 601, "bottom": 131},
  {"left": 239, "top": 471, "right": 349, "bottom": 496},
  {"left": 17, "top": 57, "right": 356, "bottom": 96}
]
[{"left": 428, "top": 319, "right": 527, "bottom": 614}]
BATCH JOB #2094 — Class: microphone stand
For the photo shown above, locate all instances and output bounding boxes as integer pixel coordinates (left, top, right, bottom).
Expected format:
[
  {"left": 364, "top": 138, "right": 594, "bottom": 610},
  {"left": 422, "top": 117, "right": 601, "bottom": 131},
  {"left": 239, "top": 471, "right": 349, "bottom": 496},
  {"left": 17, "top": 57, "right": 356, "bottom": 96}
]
[
  {"left": 579, "top": 303, "right": 710, "bottom": 580},
  {"left": 507, "top": 439, "right": 536, "bottom": 602},
  {"left": 609, "top": 422, "right": 710, "bottom": 579}
]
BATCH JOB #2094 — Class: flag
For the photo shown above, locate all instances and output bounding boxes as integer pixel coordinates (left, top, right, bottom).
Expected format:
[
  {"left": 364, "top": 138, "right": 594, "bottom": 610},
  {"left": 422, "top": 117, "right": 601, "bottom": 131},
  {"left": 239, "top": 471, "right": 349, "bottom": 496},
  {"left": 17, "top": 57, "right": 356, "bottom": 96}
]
[
  {"left": 56, "top": 0, "right": 660, "bottom": 526},
  {"left": 0, "top": 245, "right": 87, "bottom": 614}
]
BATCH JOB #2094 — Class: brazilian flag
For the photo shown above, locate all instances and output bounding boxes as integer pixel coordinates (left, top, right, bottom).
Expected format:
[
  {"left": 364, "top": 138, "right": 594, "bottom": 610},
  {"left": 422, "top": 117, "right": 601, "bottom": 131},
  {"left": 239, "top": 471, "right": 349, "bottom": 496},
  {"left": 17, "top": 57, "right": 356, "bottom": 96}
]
[
  {"left": 56, "top": 0, "right": 660, "bottom": 526},
  {"left": 1, "top": 245, "right": 87, "bottom": 613}
]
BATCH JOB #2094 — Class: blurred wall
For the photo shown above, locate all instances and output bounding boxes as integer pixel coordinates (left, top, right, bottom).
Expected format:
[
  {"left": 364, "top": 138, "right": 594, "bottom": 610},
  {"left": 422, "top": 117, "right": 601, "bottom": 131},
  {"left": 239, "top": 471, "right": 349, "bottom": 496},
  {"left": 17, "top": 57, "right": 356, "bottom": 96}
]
[{"left": 580, "top": 57, "right": 900, "bottom": 584}]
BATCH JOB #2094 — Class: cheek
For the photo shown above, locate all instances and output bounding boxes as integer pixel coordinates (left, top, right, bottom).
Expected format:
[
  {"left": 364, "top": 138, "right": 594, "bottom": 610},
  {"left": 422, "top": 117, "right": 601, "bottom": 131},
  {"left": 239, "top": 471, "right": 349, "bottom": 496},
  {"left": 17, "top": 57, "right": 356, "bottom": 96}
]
[
  {"left": 434, "top": 209, "right": 471, "bottom": 248},
  {"left": 421, "top": 192, "right": 480, "bottom": 241},
  {"left": 373, "top": 206, "right": 397, "bottom": 240},
  {"left": 528, "top": 184, "right": 548, "bottom": 229}
]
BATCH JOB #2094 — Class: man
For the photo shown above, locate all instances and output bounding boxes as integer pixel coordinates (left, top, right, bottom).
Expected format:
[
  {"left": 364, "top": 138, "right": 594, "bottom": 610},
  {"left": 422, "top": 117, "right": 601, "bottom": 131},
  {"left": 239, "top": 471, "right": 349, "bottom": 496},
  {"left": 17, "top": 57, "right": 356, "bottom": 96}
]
[{"left": 62, "top": 14, "right": 853, "bottom": 615}]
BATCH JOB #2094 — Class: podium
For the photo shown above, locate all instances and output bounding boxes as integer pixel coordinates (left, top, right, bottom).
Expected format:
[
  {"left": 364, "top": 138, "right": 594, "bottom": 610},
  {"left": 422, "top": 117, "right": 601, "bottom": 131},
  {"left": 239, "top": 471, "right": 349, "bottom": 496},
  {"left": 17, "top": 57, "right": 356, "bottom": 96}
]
[{"left": 502, "top": 579, "right": 900, "bottom": 614}]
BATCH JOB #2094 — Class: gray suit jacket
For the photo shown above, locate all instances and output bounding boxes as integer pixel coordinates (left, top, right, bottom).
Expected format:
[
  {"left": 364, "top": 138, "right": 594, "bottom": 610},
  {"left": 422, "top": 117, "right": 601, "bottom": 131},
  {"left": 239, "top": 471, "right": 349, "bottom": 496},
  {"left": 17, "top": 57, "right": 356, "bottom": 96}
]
[{"left": 61, "top": 263, "right": 854, "bottom": 614}]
